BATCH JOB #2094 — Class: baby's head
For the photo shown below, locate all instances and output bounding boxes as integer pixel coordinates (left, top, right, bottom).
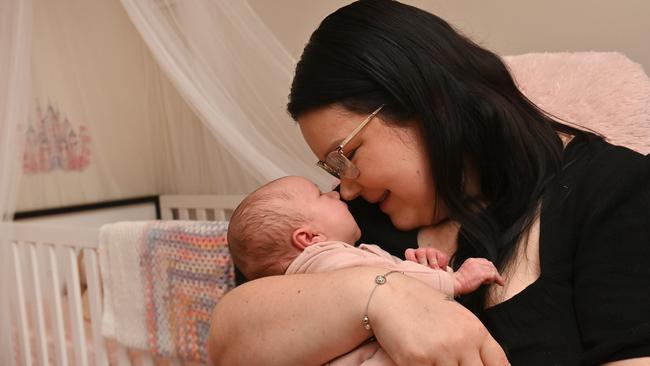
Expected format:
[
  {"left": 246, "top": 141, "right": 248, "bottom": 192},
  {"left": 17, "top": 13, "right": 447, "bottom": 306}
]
[{"left": 228, "top": 176, "right": 361, "bottom": 280}]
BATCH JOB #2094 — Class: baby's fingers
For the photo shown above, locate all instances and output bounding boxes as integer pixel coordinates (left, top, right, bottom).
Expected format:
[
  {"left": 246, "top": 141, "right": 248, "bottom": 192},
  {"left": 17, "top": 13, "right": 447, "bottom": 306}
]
[
  {"left": 405, "top": 248, "right": 417, "bottom": 262},
  {"left": 480, "top": 262, "right": 505, "bottom": 286},
  {"left": 494, "top": 273, "right": 506, "bottom": 286},
  {"left": 425, "top": 249, "right": 441, "bottom": 269}
]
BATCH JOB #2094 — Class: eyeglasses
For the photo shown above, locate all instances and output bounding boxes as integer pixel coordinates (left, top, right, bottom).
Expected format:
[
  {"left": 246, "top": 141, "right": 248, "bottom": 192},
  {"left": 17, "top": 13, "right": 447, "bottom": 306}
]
[{"left": 316, "top": 104, "right": 384, "bottom": 179}]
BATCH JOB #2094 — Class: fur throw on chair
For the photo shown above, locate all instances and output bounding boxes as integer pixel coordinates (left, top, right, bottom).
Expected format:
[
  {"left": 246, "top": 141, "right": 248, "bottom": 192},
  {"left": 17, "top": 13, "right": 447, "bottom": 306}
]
[{"left": 504, "top": 52, "right": 650, "bottom": 154}]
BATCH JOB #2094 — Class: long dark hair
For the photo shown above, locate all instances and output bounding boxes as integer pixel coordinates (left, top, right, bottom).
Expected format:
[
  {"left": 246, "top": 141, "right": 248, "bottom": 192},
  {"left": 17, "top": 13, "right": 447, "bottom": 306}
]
[{"left": 287, "top": 0, "right": 582, "bottom": 311}]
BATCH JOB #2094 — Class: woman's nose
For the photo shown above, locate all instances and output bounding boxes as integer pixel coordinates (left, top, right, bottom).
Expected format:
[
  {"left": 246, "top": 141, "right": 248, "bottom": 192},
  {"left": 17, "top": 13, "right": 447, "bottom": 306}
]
[
  {"left": 339, "top": 178, "right": 362, "bottom": 201},
  {"left": 324, "top": 190, "right": 340, "bottom": 200}
]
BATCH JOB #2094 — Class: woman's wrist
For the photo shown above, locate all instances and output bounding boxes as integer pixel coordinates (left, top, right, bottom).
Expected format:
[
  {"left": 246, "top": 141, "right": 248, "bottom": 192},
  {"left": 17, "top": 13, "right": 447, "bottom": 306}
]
[{"left": 361, "top": 270, "right": 405, "bottom": 331}]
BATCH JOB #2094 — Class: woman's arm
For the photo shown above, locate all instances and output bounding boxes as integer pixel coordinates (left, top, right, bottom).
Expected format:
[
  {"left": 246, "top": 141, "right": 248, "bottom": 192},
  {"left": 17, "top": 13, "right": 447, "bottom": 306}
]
[
  {"left": 208, "top": 268, "right": 373, "bottom": 365},
  {"left": 603, "top": 358, "right": 650, "bottom": 365},
  {"left": 208, "top": 266, "right": 508, "bottom": 366}
]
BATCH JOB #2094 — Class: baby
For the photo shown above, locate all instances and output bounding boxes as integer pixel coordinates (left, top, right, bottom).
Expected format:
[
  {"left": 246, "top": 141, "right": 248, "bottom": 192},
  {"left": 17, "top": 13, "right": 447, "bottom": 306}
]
[{"left": 227, "top": 176, "right": 504, "bottom": 366}]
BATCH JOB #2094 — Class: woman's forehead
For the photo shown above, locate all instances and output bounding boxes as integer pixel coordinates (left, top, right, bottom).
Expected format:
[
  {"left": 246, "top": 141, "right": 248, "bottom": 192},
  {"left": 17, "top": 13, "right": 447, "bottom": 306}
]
[{"left": 298, "top": 106, "right": 365, "bottom": 156}]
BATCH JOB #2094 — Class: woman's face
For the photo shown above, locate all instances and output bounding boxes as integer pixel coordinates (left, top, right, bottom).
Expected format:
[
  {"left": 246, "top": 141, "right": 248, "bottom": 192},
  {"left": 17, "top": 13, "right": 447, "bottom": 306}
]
[{"left": 298, "top": 105, "right": 448, "bottom": 230}]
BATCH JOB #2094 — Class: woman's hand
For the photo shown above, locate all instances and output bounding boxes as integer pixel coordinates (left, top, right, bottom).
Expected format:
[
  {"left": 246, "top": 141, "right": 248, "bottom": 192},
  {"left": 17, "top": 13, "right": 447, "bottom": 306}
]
[{"left": 368, "top": 273, "right": 510, "bottom": 366}]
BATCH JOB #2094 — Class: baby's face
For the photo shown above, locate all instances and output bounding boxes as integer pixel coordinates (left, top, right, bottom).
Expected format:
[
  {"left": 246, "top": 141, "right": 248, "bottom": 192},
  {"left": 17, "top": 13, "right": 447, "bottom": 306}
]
[{"left": 275, "top": 176, "right": 361, "bottom": 244}]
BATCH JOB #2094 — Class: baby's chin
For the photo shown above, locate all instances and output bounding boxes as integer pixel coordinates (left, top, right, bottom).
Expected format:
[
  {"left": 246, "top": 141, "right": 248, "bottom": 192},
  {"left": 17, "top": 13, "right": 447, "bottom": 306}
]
[
  {"left": 336, "top": 230, "right": 361, "bottom": 245},
  {"left": 353, "top": 226, "right": 362, "bottom": 243}
]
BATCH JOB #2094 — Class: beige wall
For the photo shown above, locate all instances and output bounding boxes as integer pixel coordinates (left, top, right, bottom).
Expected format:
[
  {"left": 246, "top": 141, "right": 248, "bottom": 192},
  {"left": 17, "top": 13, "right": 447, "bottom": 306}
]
[{"left": 249, "top": 0, "right": 650, "bottom": 73}]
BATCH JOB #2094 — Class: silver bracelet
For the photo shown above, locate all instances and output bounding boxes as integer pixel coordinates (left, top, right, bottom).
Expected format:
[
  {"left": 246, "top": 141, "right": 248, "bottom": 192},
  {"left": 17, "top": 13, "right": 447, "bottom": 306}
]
[{"left": 362, "top": 270, "right": 404, "bottom": 331}]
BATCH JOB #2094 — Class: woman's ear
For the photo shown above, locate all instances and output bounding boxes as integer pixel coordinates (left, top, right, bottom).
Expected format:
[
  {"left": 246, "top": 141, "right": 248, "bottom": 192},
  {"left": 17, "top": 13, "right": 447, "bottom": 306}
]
[{"left": 292, "top": 226, "right": 327, "bottom": 250}]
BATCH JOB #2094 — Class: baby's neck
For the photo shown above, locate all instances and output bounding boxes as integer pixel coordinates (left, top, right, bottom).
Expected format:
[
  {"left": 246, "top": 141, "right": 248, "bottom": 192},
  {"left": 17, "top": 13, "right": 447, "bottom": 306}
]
[{"left": 273, "top": 246, "right": 305, "bottom": 276}]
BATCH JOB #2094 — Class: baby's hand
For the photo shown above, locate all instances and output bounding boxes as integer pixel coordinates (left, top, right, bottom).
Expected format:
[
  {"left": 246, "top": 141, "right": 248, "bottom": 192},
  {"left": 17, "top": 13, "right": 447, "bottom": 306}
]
[
  {"left": 454, "top": 258, "right": 505, "bottom": 296},
  {"left": 404, "top": 247, "right": 449, "bottom": 269}
]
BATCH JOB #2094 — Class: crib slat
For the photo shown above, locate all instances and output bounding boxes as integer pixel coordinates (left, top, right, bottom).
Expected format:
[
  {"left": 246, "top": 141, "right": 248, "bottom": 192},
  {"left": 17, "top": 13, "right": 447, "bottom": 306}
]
[
  {"left": 178, "top": 208, "right": 190, "bottom": 220},
  {"left": 65, "top": 246, "right": 89, "bottom": 366},
  {"left": 83, "top": 248, "right": 108, "bottom": 366},
  {"left": 46, "top": 245, "right": 69, "bottom": 366},
  {"left": 28, "top": 244, "right": 49, "bottom": 366},
  {"left": 115, "top": 345, "right": 132, "bottom": 366},
  {"left": 215, "top": 209, "right": 226, "bottom": 221},
  {"left": 141, "top": 353, "right": 154, "bottom": 366},
  {"left": 161, "top": 207, "right": 174, "bottom": 220},
  {"left": 11, "top": 242, "right": 32, "bottom": 366},
  {"left": 196, "top": 208, "right": 207, "bottom": 221},
  {"left": 1, "top": 240, "right": 17, "bottom": 366}
]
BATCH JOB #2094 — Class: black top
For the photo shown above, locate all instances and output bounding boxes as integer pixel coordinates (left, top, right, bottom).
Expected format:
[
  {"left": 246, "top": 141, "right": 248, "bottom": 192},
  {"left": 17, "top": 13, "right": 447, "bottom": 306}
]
[{"left": 346, "top": 133, "right": 650, "bottom": 365}]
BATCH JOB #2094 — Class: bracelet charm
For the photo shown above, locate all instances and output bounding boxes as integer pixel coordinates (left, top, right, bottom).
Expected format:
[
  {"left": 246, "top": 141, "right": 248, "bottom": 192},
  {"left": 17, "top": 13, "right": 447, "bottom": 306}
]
[{"left": 362, "top": 270, "right": 403, "bottom": 331}]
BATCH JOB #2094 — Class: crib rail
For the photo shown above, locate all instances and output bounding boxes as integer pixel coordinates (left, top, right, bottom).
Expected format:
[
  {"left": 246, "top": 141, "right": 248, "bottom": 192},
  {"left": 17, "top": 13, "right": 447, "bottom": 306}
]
[
  {"left": 0, "top": 223, "right": 102, "bottom": 366},
  {"left": 0, "top": 222, "right": 186, "bottom": 366},
  {"left": 159, "top": 194, "right": 245, "bottom": 221}
]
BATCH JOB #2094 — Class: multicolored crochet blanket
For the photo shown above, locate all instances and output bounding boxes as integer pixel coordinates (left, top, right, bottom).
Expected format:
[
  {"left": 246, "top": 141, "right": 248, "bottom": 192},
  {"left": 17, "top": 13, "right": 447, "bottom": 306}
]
[{"left": 139, "top": 220, "right": 235, "bottom": 363}]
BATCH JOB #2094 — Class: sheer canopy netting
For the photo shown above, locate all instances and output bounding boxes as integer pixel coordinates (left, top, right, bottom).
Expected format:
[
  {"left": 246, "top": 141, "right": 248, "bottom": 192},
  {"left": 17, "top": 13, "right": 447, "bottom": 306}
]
[
  {"left": 0, "top": 0, "right": 31, "bottom": 361},
  {"left": 0, "top": 0, "right": 31, "bottom": 221},
  {"left": 121, "top": 0, "right": 333, "bottom": 190}
]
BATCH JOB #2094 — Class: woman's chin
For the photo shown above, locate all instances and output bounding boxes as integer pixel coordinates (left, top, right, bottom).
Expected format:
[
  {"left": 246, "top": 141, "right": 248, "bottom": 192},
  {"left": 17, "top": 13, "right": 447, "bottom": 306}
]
[
  {"left": 389, "top": 215, "right": 423, "bottom": 231},
  {"left": 388, "top": 210, "right": 438, "bottom": 231}
]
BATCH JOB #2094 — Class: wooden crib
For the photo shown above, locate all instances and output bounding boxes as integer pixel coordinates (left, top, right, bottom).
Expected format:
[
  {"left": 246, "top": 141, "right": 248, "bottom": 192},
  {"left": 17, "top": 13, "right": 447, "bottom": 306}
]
[{"left": 0, "top": 194, "right": 244, "bottom": 366}]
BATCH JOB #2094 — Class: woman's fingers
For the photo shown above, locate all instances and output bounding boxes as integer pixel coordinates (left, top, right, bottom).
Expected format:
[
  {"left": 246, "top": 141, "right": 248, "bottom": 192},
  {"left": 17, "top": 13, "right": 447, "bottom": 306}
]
[
  {"left": 459, "top": 351, "right": 484, "bottom": 366},
  {"left": 480, "top": 337, "right": 511, "bottom": 366},
  {"left": 434, "top": 359, "right": 460, "bottom": 366}
]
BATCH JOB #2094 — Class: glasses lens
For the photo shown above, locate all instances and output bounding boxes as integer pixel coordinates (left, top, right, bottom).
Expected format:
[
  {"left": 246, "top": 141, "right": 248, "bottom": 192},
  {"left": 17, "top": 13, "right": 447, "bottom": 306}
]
[
  {"left": 317, "top": 160, "right": 340, "bottom": 179},
  {"left": 324, "top": 151, "right": 359, "bottom": 179}
]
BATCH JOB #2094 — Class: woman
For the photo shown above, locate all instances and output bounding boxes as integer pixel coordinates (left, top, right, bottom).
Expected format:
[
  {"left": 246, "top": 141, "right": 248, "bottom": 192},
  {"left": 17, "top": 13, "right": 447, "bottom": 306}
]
[{"left": 209, "top": 1, "right": 650, "bottom": 364}]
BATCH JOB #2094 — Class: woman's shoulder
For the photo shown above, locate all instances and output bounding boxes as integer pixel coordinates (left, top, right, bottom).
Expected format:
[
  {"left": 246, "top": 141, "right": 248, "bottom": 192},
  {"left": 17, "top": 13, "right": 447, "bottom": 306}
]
[
  {"left": 559, "top": 133, "right": 650, "bottom": 364},
  {"left": 564, "top": 132, "right": 650, "bottom": 203}
]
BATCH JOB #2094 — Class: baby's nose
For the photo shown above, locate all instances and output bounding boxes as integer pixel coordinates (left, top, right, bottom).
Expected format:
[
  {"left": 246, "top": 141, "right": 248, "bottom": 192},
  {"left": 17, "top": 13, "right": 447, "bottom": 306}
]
[{"left": 324, "top": 190, "right": 340, "bottom": 200}]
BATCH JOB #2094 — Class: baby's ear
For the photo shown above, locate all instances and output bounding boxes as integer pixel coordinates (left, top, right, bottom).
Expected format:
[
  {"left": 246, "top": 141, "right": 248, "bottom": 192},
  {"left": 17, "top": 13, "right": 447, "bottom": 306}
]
[{"left": 291, "top": 226, "right": 327, "bottom": 250}]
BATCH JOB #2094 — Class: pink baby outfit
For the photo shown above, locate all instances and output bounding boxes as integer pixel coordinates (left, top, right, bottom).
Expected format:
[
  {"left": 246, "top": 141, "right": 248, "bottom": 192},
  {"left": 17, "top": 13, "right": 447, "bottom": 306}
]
[{"left": 285, "top": 241, "right": 457, "bottom": 366}]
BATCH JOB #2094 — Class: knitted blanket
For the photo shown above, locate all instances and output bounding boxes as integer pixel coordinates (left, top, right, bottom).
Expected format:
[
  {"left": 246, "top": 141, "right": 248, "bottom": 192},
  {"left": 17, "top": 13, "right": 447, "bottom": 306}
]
[{"left": 100, "top": 220, "right": 235, "bottom": 363}]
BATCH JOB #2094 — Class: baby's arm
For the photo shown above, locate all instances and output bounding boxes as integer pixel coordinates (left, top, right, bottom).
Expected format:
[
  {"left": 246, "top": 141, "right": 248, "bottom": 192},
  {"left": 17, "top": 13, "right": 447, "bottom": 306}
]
[
  {"left": 296, "top": 243, "right": 458, "bottom": 297},
  {"left": 454, "top": 258, "right": 505, "bottom": 295}
]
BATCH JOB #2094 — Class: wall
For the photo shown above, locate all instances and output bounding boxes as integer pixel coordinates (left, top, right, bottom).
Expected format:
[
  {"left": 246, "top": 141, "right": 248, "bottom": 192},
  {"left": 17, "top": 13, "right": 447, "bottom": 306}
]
[{"left": 249, "top": 0, "right": 650, "bottom": 72}]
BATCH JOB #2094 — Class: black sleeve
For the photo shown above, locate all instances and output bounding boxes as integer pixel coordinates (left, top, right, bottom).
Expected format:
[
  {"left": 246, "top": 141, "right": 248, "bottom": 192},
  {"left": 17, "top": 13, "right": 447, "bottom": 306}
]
[
  {"left": 573, "top": 148, "right": 650, "bottom": 364},
  {"left": 345, "top": 194, "right": 418, "bottom": 258}
]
